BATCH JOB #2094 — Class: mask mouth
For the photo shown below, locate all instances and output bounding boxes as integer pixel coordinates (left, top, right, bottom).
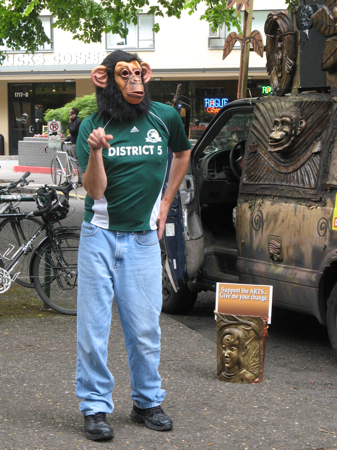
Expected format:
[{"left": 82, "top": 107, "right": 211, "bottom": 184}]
[
  {"left": 125, "top": 90, "right": 145, "bottom": 105},
  {"left": 268, "top": 133, "right": 288, "bottom": 152},
  {"left": 128, "top": 90, "right": 144, "bottom": 97}
]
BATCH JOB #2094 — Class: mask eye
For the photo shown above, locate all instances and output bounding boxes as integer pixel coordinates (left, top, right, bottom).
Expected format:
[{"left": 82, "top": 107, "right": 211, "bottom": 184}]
[
  {"left": 134, "top": 68, "right": 141, "bottom": 76},
  {"left": 121, "top": 69, "right": 129, "bottom": 78}
]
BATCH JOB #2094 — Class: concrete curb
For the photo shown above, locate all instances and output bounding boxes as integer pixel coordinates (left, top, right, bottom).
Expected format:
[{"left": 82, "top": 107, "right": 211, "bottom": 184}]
[{"left": 14, "top": 165, "right": 51, "bottom": 174}]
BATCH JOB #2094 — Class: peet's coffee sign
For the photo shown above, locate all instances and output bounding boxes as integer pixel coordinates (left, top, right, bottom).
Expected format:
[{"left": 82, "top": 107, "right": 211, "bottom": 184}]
[{"left": 1, "top": 51, "right": 108, "bottom": 67}]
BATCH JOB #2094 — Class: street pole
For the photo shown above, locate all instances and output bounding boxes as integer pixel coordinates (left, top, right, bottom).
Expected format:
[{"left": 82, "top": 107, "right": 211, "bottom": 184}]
[{"left": 237, "top": 2, "right": 254, "bottom": 99}]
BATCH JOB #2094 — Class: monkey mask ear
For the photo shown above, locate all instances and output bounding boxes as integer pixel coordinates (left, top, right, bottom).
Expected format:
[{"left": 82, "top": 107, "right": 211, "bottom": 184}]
[
  {"left": 91, "top": 65, "right": 108, "bottom": 89},
  {"left": 141, "top": 62, "right": 152, "bottom": 84}
]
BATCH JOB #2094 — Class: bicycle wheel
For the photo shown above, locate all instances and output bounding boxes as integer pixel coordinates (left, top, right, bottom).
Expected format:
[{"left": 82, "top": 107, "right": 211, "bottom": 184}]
[
  {"left": 32, "top": 231, "right": 79, "bottom": 315},
  {"left": 68, "top": 158, "right": 78, "bottom": 183},
  {"left": 0, "top": 216, "right": 43, "bottom": 287},
  {"left": 50, "top": 157, "right": 63, "bottom": 185}
]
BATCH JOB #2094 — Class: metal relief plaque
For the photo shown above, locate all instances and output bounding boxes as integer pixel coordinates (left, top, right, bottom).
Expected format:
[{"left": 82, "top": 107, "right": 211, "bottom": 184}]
[{"left": 216, "top": 314, "right": 268, "bottom": 384}]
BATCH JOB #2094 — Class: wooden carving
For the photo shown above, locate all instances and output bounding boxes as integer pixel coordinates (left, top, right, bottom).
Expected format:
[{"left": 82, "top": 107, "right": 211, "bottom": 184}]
[
  {"left": 268, "top": 236, "right": 283, "bottom": 262},
  {"left": 226, "top": 0, "right": 252, "bottom": 15},
  {"left": 312, "top": 2, "right": 337, "bottom": 72},
  {"left": 250, "top": 30, "right": 264, "bottom": 57},
  {"left": 322, "top": 36, "right": 337, "bottom": 71},
  {"left": 312, "top": 5, "right": 336, "bottom": 38},
  {"left": 216, "top": 314, "right": 267, "bottom": 383},
  {"left": 223, "top": 30, "right": 263, "bottom": 59},
  {"left": 224, "top": 0, "right": 261, "bottom": 98},
  {"left": 242, "top": 96, "right": 333, "bottom": 189},
  {"left": 265, "top": 11, "right": 296, "bottom": 96},
  {"left": 223, "top": 31, "right": 241, "bottom": 59}
]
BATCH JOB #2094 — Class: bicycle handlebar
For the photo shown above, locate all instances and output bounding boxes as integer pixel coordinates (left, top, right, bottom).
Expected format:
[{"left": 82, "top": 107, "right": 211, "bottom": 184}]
[
  {"left": 54, "top": 182, "right": 73, "bottom": 198},
  {"left": 0, "top": 171, "right": 32, "bottom": 194},
  {"left": 33, "top": 186, "right": 56, "bottom": 217},
  {"left": 32, "top": 182, "right": 75, "bottom": 218}
]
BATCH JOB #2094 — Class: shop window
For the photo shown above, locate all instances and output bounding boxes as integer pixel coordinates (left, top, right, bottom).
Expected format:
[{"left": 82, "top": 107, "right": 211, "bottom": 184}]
[
  {"left": 37, "top": 16, "right": 53, "bottom": 51},
  {"left": 208, "top": 25, "right": 226, "bottom": 49},
  {"left": 0, "top": 15, "right": 52, "bottom": 52},
  {"left": 106, "top": 14, "right": 154, "bottom": 50},
  {"left": 208, "top": 10, "right": 278, "bottom": 49}
]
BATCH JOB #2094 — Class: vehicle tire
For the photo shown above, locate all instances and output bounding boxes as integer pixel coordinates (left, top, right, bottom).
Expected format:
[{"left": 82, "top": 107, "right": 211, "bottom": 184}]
[
  {"left": 162, "top": 254, "right": 197, "bottom": 314},
  {"left": 0, "top": 217, "right": 43, "bottom": 287},
  {"left": 68, "top": 158, "right": 78, "bottom": 183},
  {"left": 50, "top": 157, "right": 62, "bottom": 185},
  {"left": 327, "top": 283, "right": 337, "bottom": 355},
  {"left": 31, "top": 232, "right": 79, "bottom": 315}
]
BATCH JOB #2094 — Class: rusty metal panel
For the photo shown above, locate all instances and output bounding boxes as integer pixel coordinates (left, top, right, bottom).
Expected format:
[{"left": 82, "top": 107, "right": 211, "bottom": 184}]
[{"left": 237, "top": 197, "right": 336, "bottom": 271}]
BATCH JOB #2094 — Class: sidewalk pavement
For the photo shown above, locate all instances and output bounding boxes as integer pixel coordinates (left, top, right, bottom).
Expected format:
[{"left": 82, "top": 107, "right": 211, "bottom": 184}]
[
  {"left": 0, "top": 158, "right": 337, "bottom": 449},
  {"left": 1, "top": 306, "right": 337, "bottom": 450}
]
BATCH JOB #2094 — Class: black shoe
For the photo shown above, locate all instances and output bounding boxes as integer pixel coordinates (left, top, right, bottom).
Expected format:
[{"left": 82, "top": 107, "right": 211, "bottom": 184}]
[
  {"left": 130, "top": 404, "right": 173, "bottom": 431},
  {"left": 84, "top": 412, "right": 114, "bottom": 441}
]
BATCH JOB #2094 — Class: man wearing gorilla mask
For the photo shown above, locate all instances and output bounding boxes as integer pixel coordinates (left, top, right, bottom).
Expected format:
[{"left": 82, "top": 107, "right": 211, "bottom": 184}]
[{"left": 75, "top": 50, "right": 191, "bottom": 441}]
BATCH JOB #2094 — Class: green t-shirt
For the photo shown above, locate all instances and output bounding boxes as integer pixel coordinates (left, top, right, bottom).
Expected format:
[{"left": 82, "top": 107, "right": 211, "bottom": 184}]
[{"left": 77, "top": 101, "right": 191, "bottom": 232}]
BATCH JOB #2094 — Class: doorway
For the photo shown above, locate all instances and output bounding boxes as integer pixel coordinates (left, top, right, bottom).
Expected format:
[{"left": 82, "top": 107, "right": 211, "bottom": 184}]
[{"left": 8, "top": 82, "right": 76, "bottom": 155}]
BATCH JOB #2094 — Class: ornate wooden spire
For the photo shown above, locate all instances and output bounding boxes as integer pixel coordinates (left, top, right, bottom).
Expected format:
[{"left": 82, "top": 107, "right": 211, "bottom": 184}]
[{"left": 223, "top": 0, "right": 263, "bottom": 99}]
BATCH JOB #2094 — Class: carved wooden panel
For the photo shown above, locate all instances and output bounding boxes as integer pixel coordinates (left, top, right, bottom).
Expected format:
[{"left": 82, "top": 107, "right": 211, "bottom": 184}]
[
  {"left": 265, "top": 10, "right": 296, "bottom": 96},
  {"left": 241, "top": 96, "right": 334, "bottom": 193},
  {"left": 312, "top": 5, "right": 335, "bottom": 38},
  {"left": 312, "top": 2, "right": 337, "bottom": 73}
]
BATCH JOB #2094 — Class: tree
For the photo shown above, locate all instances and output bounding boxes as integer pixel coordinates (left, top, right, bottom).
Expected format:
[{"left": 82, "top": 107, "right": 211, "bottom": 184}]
[
  {"left": 44, "top": 94, "right": 97, "bottom": 132},
  {"left": 285, "top": 0, "right": 298, "bottom": 11},
  {"left": 0, "top": 0, "right": 242, "bottom": 61}
]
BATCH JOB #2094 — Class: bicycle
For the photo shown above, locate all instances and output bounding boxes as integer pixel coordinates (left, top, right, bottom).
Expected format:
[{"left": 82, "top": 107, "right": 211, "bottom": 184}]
[
  {"left": 49, "top": 141, "right": 81, "bottom": 186},
  {"left": 0, "top": 172, "right": 43, "bottom": 288},
  {"left": 0, "top": 181, "right": 79, "bottom": 315}
]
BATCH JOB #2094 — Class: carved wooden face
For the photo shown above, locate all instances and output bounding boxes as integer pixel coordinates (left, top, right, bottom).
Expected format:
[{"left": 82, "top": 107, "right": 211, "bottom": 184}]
[
  {"left": 115, "top": 60, "right": 146, "bottom": 105},
  {"left": 268, "top": 109, "right": 305, "bottom": 157},
  {"left": 222, "top": 335, "right": 241, "bottom": 372}
]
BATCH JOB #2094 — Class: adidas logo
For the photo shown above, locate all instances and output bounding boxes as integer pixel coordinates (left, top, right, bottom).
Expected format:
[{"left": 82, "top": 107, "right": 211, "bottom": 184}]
[{"left": 130, "top": 126, "right": 139, "bottom": 133}]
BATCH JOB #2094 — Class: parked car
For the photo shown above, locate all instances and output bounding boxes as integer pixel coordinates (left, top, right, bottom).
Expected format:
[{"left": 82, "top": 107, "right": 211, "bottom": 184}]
[{"left": 163, "top": 92, "right": 337, "bottom": 354}]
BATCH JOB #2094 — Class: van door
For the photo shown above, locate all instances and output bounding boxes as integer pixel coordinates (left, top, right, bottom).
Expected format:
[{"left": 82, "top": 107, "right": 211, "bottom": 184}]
[
  {"left": 190, "top": 102, "right": 254, "bottom": 286},
  {"left": 162, "top": 98, "right": 255, "bottom": 313}
]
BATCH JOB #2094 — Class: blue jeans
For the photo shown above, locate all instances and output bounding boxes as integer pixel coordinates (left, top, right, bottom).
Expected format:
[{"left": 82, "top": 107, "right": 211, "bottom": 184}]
[{"left": 75, "top": 222, "right": 166, "bottom": 416}]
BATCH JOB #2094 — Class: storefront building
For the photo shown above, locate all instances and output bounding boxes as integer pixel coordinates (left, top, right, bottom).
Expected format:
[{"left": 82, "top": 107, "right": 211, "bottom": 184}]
[{"left": 0, "top": 0, "right": 286, "bottom": 155}]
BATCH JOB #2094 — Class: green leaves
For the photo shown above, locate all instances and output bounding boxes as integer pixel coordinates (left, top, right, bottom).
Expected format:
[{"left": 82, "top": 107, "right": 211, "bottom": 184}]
[
  {"left": 185, "top": 0, "right": 241, "bottom": 33},
  {"left": 284, "top": 0, "right": 297, "bottom": 12},
  {"left": 23, "top": 0, "right": 41, "bottom": 17},
  {"left": 44, "top": 93, "right": 97, "bottom": 129},
  {"left": 0, "top": 0, "right": 244, "bottom": 57}
]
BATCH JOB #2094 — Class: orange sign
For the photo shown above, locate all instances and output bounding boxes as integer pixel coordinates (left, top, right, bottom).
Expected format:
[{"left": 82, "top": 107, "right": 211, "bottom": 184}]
[{"left": 215, "top": 283, "right": 273, "bottom": 324}]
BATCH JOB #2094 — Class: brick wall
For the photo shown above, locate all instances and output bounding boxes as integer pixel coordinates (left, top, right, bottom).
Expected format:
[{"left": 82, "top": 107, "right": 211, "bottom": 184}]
[{"left": 18, "top": 139, "right": 67, "bottom": 167}]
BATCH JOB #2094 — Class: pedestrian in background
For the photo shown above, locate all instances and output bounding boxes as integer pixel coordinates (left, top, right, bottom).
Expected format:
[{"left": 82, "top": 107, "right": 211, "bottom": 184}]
[{"left": 64, "top": 107, "right": 83, "bottom": 185}]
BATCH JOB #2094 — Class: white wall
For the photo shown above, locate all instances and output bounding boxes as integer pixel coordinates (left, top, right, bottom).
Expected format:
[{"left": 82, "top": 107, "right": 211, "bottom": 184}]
[
  {"left": 0, "top": 1, "right": 288, "bottom": 74},
  {"left": 0, "top": 0, "right": 288, "bottom": 154}
]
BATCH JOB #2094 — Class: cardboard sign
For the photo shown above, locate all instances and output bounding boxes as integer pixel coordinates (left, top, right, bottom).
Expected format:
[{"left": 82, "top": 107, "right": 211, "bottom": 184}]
[{"left": 215, "top": 283, "right": 273, "bottom": 324}]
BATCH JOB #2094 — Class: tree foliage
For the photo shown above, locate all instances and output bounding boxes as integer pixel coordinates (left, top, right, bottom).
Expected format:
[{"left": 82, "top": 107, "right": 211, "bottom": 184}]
[
  {"left": 0, "top": 0, "right": 242, "bottom": 61},
  {"left": 44, "top": 94, "right": 97, "bottom": 132},
  {"left": 285, "top": 0, "right": 297, "bottom": 12}
]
